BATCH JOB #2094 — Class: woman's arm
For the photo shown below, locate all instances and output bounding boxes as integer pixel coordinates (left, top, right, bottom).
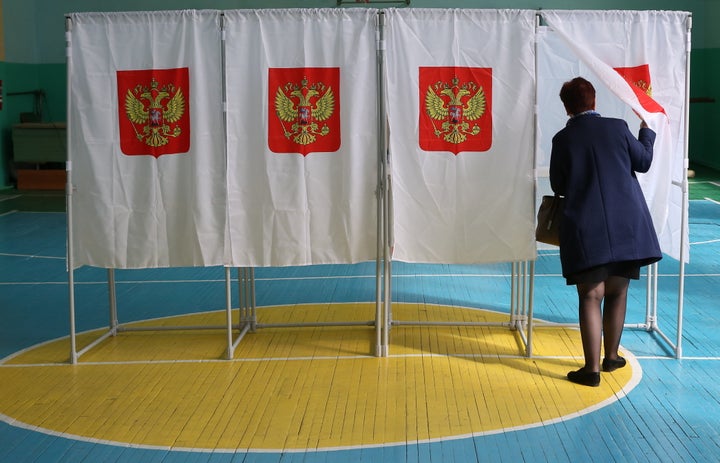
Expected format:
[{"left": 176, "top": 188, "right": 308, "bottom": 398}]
[
  {"left": 627, "top": 125, "right": 656, "bottom": 173},
  {"left": 549, "top": 136, "right": 567, "bottom": 195}
]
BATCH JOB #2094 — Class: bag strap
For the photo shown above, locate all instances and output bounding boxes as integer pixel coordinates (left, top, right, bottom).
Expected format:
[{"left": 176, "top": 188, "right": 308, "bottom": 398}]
[{"left": 546, "top": 195, "right": 563, "bottom": 230}]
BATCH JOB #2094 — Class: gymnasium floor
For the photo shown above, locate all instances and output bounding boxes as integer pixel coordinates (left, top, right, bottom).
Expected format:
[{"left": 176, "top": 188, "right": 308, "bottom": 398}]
[{"left": 1, "top": 166, "right": 719, "bottom": 463}]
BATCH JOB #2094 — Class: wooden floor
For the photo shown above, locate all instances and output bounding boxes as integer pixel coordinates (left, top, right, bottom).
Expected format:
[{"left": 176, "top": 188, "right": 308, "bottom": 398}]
[{"left": 1, "top": 166, "right": 720, "bottom": 462}]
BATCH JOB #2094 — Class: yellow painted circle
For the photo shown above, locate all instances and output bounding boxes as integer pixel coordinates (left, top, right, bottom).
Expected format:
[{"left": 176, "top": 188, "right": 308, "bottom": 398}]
[{"left": 0, "top": 303, "right": 638, "bottom": 451}]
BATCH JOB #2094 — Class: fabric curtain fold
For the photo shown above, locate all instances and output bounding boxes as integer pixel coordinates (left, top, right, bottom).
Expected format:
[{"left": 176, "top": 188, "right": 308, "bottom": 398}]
[
  {"left": 385, "top": 8, "right": 537, "bottom": 264},
  {"left": 540, "top": 10, "right": 690, "bottom": 261},
  {"left": 68, "top": 10, "right": 226, "bottom": 269},
  {"left": 223, "top": 8, "right": 379, "bottom": 267}
]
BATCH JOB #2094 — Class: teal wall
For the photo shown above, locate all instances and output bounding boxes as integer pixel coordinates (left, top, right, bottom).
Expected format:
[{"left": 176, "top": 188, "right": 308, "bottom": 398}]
[
  {"left": 691, "top": 1, "right": 720, "bottom": 170},
  {"left": 0, "top": 0, "right": 717, "bottom": 187},
  {"left": 0, "top": 63, "right": 39, "bottom": 189},
  {"left": 26, "top": 0, "right": 710, "bottom": 64},
  {"left": 689, "top": 49, "right": 720, "bottom": 170}
]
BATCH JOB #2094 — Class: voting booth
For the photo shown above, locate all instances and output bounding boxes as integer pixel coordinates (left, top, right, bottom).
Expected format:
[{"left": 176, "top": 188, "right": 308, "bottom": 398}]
[{"left": 65, "top": 8, "right": 690, "bottom": 363}]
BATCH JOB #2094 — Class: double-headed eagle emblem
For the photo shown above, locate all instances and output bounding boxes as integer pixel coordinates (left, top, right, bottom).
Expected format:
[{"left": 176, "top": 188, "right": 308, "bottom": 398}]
[
  {"left": 633, "top": 79, "right": 653, "bottom": 97},
  {"left": 274, "top": 78, "right": 335, "bottom": 146},
  {"left": 124, "top": 78, "right": 186, "bottom": 148},
  {"left": 425, "top": 77, "right": 486, "bottom": 144}
]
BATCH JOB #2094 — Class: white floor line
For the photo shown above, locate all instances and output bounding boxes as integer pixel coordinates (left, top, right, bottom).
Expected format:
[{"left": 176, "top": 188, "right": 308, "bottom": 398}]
[
  {"left": 634, "top": 355, "right": 720, "bottom": 361},
  {"left": 0, "top": 252, "right": 65, "bottom": 260},
  {"left": 691, "top": 238, "right": 720, "bottom": 245},
  {"left": 5, "top": 270, "right": 720, "bottom": 287}
]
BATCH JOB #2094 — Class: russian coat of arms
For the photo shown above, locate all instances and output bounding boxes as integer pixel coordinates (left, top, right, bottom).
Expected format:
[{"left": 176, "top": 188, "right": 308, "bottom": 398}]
[
  {"left": 419, "top": 67, "right": 492, "bottom": 154},
  {"left": 124, "top": 79, "right": 186, "bottom": 148},
  {"left": 424, "top": 77, "right": 486, "bottom": 145},
  {"left": 117, "top": 68, "right": 190, "bottom": 157},
  {"left": 268, "top": 67, "right": 341, "bottom": 155},
  {"left": 274, "top": 78, "right": 335, "bottom": 146}
]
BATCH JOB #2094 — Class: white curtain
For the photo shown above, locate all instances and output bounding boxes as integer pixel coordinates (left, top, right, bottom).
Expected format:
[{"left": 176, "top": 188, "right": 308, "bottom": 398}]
[
  {"left": 540, "top": 10, "right": 690, "bottom": 261},
  {"left": 68, "top": 11, "right": 226, "bottom": 269},
  {"left": 68, "top": 9, "right": 689, "bottom": 269},
  {"left": 223, "top": 9, "right": 379, "bottom": 267},
  {"left": 385, "top": 9, "right": 537, "bottom": 264}
]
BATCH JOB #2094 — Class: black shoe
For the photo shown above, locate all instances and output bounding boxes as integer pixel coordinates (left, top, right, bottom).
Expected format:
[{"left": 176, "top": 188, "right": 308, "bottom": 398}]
[
  {"left": 602, "top": 356, "right": 627, "bottom": 372},
  {"left": 567, "top": 369, "right": 600, "bottom": 387}
]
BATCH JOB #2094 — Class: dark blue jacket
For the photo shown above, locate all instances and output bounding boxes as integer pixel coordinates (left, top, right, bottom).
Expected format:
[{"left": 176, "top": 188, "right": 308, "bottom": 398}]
[{"left": 549, "top": 113, "right": 662, "bottom": 278}]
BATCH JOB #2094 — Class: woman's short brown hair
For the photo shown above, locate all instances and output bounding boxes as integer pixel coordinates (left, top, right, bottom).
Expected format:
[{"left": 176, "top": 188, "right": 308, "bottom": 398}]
[{"left": 559, "top": 77, "right": 596, "bottom": 116}]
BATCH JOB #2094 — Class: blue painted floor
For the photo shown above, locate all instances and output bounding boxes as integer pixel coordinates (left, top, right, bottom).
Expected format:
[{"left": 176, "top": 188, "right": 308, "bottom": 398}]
[{"left": 1, "top": 191, "right": 719, "bottom": 462}]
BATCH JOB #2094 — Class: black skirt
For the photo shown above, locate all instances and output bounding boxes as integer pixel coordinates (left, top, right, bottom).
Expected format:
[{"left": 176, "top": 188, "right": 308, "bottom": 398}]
[{"left": 565, "top": 260, "right": 644, "bottom": 286}]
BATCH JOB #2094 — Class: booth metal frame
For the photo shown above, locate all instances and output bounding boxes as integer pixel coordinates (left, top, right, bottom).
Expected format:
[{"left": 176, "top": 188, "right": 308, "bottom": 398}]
[{"left": 64, "top": 9, "right": 688, "bottom": 365}]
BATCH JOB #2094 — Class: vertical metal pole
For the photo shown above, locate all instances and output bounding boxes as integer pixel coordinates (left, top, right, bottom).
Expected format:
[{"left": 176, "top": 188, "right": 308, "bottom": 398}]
[
  {"left": 375, "top": 11, "right": 389, "bottom": 357},
  {"left": 239, "top": 268, "right": 246, "bottom": 326},
  {"left": 241, "top": 268, "right": 246, "bottom": 325},
  {"left": 526, "top": 260, "right": 535, "bottom": 357},
  {"left": 382, "top": 9, "right": 393, "bottom": 357},
  {"left": 219, "top": 13, "right": 234, "bottom": 361},
  {"left": 675, "top": 14, "right": 692, "bottom": 359},
  {"left": 523, "top": 13, "right": 541, "bottom": 356},
  {"left": 225, "top": 266, "right": 233, "bottom": 360},
  {"left": 108, "top": 268, "right": 118, "bottom": 335},
  {"left": 243, "top": 267, "right": 251, "bottom": 330},
  {"left": 510, "top": 261, "right": 517, "bottom": 325},
  {"left": 653, "top": 264, "right": 659, "bottom": 328},
  {"left": 374, "top": 90, "right": 384, "bottom": 352},
  {"left": 250, "top": 267, "right": 257, "bottom": 332},
  {"left": 383, "top": 189, "right": 392, "bottom": 357},
  {"left": 520, "top": 261, "right": 527, "bottom": 328},
  {"left": 65, "top": 16, "right": 78, "bottom": 365},
  {"left": 645, "top": 263, "right": 654, "bottom": 329}
]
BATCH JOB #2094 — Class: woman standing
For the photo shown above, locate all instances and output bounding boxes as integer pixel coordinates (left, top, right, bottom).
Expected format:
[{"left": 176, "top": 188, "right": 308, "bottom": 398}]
[{"left": 549, "top": 77, "right": 663, "bottom": 387}]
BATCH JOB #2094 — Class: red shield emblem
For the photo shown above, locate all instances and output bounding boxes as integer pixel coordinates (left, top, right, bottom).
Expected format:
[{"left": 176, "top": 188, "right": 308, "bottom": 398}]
[
  {"left": 614, "top": 64, "right": 666, "bottom": 115},
  {"left": 419, "top": 67, "right": 492, "bottom": 155},
  {"left": 268, "top": 67, "right": 341, "bottom": 156},
  {"left": 117, "top": 68, "right": 190, "bottom": 157}
]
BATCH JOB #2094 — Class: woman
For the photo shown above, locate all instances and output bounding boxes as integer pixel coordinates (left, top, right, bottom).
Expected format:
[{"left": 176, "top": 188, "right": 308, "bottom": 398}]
[{"left": 549, "top": 77, "right": 662, "bottom": 387}]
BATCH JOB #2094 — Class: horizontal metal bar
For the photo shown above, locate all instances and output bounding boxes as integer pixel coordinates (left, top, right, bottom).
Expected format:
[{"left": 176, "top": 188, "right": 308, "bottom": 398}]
[
  {"left": 392, "top": 320, "right": 515, "bottom": 328},
  {"left": 652, "top": 326, "right": 678, "bottom": 353},
  {"left": 117, "top": 323, "right": 247, "bottom": 332},
  {"left": 337, "top": 0, "right": 409, "bottom": 4},
  {"left": 227, "top": 323, "right": 253, "bottom": 360},
  {"left": 256, "top": 321, "right": 375, "bottom": 329},
  {"left": 75, "top": 329, "right": 115, "bottom": 359}
]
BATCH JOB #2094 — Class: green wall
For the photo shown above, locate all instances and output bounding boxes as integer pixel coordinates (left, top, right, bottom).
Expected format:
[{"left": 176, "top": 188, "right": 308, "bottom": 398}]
[
  {"left": 689, "top": 48, "right": 720, "bottom": 170},
  {"left": 0, "top": 63, "right": 39, "bottom": 189},
  {"left": 0, "top": 62, "right": 65, "bottom": 188},
  {"left": 0, "top": 0, "right": 717, "bottom": 187},
  {"left": 693, "top": 1, "right": 720, "bottom": 170}
]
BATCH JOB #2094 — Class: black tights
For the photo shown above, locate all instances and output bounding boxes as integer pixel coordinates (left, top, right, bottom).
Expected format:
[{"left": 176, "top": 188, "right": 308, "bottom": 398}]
[{"left": 576, "top": 276, "right": 630, "bottom": 373}]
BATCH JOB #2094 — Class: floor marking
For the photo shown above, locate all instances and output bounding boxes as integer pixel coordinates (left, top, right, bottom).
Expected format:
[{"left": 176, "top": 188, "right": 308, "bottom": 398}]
[
  {"left": 0, "top": 252, "right": 65, "bottom": 260},
  {"left": 0, "top": 304, "right": 640, "bottom": 453},
  {"left": 5, "top": 270, "right": 720, "bottom": 287},
  {"left": 634, "top": 355, "right": 720, "bottom": 361},
  {"left": 688, "top": 181, "right": 720, "bottom": 188},
  {"left": 690, "top": 238, "right": 720, "bottom": 246},
  {"left": 0, "top": 353, "right": 597, "bottom": 369},
  {"left": 0, "top": 210, "right": 64, "bottom": 215}
]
